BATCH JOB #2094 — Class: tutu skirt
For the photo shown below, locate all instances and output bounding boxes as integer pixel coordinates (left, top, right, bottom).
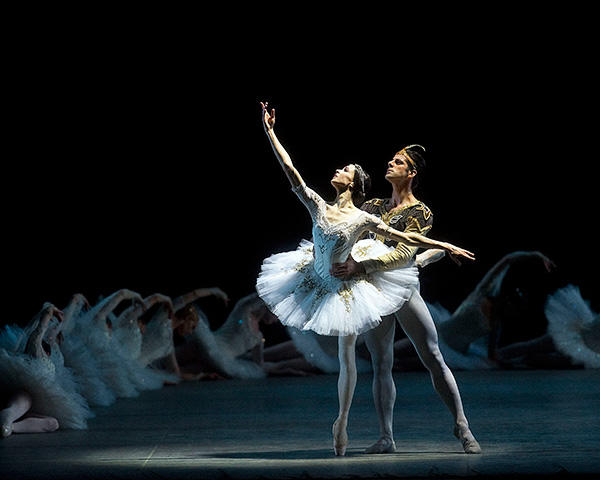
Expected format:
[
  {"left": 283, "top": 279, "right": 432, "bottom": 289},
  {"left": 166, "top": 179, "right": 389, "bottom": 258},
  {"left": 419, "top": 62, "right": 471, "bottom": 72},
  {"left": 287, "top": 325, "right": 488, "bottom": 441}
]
[
  {"left": 257, "top": 239, "right": 419, "bottom": 336},
  {"left": 545, "top": 285, "right": 600, "bottom": 369},
  {"left": 0, "top": 350, "right": 93, "bottom": 430}
]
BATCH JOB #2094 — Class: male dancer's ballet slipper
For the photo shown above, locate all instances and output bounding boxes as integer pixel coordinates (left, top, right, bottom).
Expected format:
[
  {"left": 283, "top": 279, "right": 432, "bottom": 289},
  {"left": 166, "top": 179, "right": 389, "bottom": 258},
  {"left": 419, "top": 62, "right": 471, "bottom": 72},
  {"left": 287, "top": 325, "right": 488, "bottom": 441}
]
[
  {"left": 332, "top": 419, "right": 348, "bottom": 456},
  {"left": 364, "top": 437, "right": 396, "bottom": 454},
  {"left": 454, "top": 425, "right": 482, "bottom": 454}
]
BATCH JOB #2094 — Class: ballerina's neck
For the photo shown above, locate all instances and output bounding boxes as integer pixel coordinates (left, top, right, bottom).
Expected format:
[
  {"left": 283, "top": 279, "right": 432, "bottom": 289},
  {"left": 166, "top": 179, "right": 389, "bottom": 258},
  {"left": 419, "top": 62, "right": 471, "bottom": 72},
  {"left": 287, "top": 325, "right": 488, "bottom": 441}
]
[{"left": 324, "top": 203, "right": 360, "bottom": 225}]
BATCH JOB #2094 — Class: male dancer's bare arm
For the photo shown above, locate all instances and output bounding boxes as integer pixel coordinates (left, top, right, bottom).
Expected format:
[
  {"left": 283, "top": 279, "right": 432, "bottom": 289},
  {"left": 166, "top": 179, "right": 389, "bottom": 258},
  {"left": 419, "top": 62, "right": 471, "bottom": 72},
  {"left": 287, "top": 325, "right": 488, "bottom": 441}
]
[{"left": 415, "top": 249, "right": 447, "bottom": 268}]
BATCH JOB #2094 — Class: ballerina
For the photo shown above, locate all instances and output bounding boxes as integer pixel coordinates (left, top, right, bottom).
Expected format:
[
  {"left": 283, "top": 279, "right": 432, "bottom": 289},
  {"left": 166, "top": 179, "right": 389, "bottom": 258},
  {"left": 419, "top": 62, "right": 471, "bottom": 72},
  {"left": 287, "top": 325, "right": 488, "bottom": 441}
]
[
  {"left": 140, "top": 287, "right": 229, "bottom": 381},
  {"left": 59, "top": 293, "right": 117, "bottom": 406},
  {"left": 176, "top": 293, "right": 281, "bottom": 379},
  {"left": 1, "top": 303, "right": 92, "bottom": 436},
  {"left": 255, "top": 102, "right": 475, "bottom": 456}
]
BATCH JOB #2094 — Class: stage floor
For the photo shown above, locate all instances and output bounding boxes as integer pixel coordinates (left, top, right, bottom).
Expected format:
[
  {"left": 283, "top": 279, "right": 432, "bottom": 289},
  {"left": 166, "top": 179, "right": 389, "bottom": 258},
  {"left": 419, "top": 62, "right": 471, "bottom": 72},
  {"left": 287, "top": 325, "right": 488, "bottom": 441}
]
[{"left": 1, "top": 370, "right": 599, "bottom": 479}]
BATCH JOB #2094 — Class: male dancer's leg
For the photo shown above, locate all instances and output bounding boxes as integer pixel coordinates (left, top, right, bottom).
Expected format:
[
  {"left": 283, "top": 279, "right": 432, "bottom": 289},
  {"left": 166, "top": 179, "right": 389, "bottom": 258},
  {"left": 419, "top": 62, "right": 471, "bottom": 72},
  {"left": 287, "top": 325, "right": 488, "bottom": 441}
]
[
  {"left": 397, "top": 287, "right": 481, "bottom": 453},
  {"left": 363, "top": 315, "right": 397, "bottom": 453}
]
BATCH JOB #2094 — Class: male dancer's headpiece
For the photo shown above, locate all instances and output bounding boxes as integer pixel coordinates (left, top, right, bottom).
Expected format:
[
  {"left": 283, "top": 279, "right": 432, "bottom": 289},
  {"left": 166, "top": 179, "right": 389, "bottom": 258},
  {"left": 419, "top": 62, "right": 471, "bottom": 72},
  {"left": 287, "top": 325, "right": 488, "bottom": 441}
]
[{"left": 398, "top": 144, "right": 426, "bottom": 172}]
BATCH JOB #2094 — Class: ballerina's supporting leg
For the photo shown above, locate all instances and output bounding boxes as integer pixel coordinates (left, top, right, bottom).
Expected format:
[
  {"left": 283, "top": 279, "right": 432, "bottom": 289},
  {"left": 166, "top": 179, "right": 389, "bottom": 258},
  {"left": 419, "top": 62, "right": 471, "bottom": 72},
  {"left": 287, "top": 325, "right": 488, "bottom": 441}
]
[
  {"left": 397, "top": 288, "right": 481, "bottom": 454},
  {"left": 363, "top": 316, "right": 397, "bottom": 453},
  {"left": 1, "top": 390, "right": 59, "bottom": 436},
  {"left": 333, "top": 334, "right": 357, "bottom": 456}
]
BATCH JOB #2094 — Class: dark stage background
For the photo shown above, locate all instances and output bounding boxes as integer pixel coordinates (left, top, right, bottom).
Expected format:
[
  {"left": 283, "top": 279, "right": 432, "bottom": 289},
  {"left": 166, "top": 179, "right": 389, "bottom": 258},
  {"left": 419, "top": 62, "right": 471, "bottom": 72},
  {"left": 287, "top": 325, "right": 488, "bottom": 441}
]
[{"left": 3, "top": 31, "right": 597, "bottom": 347}]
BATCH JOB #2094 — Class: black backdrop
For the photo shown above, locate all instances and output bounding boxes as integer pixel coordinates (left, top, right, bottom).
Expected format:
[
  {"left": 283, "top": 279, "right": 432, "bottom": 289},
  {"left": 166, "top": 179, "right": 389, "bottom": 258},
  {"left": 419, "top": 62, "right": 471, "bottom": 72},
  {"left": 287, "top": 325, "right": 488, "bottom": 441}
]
[{"left": 3, "top": 27, "right": 597, "bottom": 343}]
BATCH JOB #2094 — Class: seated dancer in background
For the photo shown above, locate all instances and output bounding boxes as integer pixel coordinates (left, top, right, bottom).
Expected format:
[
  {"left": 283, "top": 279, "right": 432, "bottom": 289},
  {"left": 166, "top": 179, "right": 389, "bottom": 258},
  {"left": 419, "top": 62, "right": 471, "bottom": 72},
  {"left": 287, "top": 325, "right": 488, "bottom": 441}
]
[
  {"left": 62, "top": 288, "right": 172, "bottom": 399},
  {"left": 256, "top": 102, "right": 475, "bottom": 456},
  {"left": 331, "top": 143, "right": 482, "bottom": 454},
  {"left": 497, "top": 284, "right": 599, "bottom": 369},
  {"left": 392, "top": 251, "right": 556, "bottom": 371},
  {"left": 141, "top": 287, "right": 230, "bottom": 381},
  {"left": 55, "top": 294, "right": 117, "bottom": 407},
  {"left": 1, "top": 303, "right": 92, "bottom": 436},
  {"left": 176, "top": 293, "right": 285, "bottom": 379}
]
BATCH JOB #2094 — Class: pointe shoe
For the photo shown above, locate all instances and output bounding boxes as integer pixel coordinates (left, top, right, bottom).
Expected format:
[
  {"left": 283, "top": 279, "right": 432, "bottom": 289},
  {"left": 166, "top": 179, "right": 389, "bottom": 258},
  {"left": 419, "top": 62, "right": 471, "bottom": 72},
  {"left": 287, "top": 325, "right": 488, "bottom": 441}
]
[
  {"left": 364, "top": 437, "right": 396, "bottom": 454},
  {"left": 1, "top": 423, "right": 12, "bottom": 438},
  {"left": 454, "top": 424, "right": 482, "bottom": 454},
  {"left": 332, "top": 419, "right": 348, "bottom": 456}
]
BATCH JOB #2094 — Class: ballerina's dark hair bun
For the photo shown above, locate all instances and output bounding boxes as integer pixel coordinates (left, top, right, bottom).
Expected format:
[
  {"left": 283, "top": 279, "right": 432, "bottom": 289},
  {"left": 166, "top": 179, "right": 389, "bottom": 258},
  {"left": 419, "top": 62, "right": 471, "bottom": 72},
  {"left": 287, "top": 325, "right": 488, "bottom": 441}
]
[{"left": 352, "top": 164, "right": 371, "bottom": 207}]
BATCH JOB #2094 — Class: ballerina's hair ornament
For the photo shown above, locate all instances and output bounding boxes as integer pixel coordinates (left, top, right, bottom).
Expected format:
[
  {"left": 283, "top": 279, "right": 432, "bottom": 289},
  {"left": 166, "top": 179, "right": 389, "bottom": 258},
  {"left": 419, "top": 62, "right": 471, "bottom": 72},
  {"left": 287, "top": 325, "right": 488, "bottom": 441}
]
[
  {"left": 398, "top": 144, "right": 426, "bottom": 171},
  {"left": 351, "top": 163, "right": 371, "bottom": 207},
  {"left": 353, "top": 163, "right": 367, "bottom": 195}
]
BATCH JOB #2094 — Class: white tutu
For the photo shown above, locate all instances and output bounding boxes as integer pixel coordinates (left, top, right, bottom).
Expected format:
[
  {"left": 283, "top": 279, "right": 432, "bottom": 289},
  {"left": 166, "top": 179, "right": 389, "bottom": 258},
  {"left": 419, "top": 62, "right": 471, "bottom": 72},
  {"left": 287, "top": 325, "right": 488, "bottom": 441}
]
[
  {"left": 191, "top": 311, "right": 266, "bottom": 380},
  {"left": 0, "top": 350, "right": 93, "bottom": 430},
  {"left": 257, "top": 238, "right": 419, "bottom": 336},
  {"left": 0, "top": 322, "right": 93, "bottom": 430},
  {"left": 139, "top": 316, "right": 174, "bottom": 367},
  {"left": 545, "top": 285, "right": 600, "bottom": 369},
  {"left": 67, "top": 310, "right": 139, "bottom": 399},
  {"left": 61, "top": 333, "right": 117, "bottom": 407}
]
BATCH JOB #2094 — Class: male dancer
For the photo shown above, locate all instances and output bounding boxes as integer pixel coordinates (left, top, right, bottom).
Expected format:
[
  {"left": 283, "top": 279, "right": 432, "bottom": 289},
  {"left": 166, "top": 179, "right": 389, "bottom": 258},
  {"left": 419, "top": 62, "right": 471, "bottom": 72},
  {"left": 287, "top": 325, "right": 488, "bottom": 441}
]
[{"left": 331, "top": 145, "right": 481, "bottom": 454}]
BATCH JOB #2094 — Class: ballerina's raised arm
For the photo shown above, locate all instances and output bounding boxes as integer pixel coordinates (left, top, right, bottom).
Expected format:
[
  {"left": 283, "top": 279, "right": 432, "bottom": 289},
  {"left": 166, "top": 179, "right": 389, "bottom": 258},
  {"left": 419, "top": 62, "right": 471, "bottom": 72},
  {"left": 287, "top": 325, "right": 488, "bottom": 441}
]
[{"left": 261, "top": 102, "right": 304, "bottom": 188}]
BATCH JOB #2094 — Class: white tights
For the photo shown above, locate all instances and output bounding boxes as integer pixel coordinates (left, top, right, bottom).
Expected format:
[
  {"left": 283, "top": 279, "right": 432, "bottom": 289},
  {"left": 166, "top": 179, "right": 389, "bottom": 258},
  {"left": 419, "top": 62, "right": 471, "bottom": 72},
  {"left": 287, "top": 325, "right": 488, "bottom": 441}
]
[
  {"left": 362, "top": 288, "right": 470, "bottom": 440},
  {"left": 336, "top": 334, "right": 358, "bottom": 426},
  {"left": 1, "top": 390, "right": 59, "bottom": 435}
]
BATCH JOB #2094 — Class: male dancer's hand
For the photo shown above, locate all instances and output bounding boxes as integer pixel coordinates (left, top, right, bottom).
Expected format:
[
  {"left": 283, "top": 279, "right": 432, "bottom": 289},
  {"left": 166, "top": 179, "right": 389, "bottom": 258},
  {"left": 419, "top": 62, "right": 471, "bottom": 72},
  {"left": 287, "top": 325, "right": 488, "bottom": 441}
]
[{"left": 331, "top": 255, "right": 365, "bottom": 279}]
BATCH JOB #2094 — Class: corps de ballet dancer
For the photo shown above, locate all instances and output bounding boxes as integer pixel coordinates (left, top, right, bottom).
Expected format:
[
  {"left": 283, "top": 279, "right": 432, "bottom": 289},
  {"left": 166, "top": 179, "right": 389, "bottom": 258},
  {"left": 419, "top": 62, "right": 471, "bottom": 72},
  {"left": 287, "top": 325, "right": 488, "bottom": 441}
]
[
  {"left": 1, "top": 303, "right": 93, "bottom": 436},
  {"left": 176, "top": 292, "right": 282, "bottom": 379},
  {"left": 139, "top": 287, "right": 229, "bottom": 381},
  {"left": 255, "top": 102, "right": 475, "bottom": 456}
]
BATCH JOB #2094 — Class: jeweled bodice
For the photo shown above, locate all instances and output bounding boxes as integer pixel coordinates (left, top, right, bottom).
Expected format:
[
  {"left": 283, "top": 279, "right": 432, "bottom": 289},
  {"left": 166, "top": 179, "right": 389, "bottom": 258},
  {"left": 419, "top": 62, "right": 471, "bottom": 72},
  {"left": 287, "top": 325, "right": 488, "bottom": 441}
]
[
  {"left": 311, "top": 212, "right": 372, "bottom": 280},
  {"left": 291, "top": 183, "right": 382, "bottom": 282}
]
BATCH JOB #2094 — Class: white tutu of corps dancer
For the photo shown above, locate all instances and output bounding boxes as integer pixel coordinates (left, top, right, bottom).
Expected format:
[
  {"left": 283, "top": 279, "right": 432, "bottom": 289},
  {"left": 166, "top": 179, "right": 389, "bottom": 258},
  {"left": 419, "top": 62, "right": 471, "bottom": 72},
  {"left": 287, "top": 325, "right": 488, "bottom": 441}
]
[
  {"left": 257, "top": 237, "right": 419, "bottom": 336},
  {"left": 545, "top": 284, "right": 600, "bottom": 369},
  {"left": 0, "top": 323, "right": 93, "bottom": 430},
  {"left": 190, "top": 307, "right": 266, "bottom": 380}
]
